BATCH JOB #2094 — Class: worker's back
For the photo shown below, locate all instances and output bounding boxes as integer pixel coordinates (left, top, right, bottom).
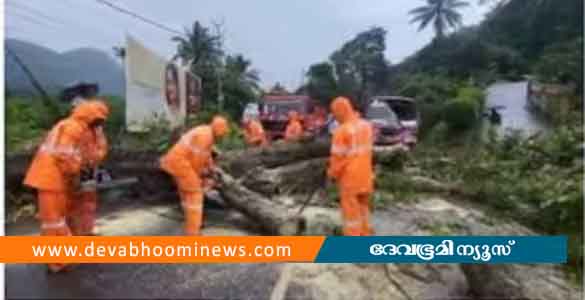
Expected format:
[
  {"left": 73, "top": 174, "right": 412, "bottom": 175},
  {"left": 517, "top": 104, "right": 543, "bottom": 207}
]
[
  {"left": 334, "top": 117, "right": 374, "bottom": 193},
  {"left": 160, "top": 125, "right": 214, "bottom": 181}
]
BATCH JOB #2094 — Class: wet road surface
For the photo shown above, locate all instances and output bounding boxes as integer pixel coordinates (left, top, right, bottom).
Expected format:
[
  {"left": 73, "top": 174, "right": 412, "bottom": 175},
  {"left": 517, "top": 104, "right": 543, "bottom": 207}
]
[
  {"left": 486, "top": 81, "right": 551, "bottom": 135},
  {"left": 6, "top": 201, "right": 284, "bottom": 300}
]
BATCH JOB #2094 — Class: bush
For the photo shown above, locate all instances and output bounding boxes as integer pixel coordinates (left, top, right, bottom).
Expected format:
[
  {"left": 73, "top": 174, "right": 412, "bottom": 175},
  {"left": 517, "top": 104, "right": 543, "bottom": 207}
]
[
  {"left": 5, "top": 96, "right": 70, "bottom": 152},
  {"left": 418, "top": 102, "right": 446, "bottom": 137},
  {"left": 442, "top": 98, "right": 479, "bottom": 131},
  {"left": 534, "top": 38, "right": 583, "bottom": 95},
  {"left": 101, "top": 96, "right": 125, "bottom": 140},
  {"left": 412, "top": 123, "right": 583, "bottom": 279},
  {"left": 216, "top": 124, "right": 246, "bottom": 151},
  {"left": 6, "top": 99, "right": 46, "bottom": 153},
  {"left": 393, "top": 73, "right": 461, "bottom": 136},
  {"left": 457, "top": 86, "right": 486, "bottom": 108},
  {"left": 442, "top": 86, "right": 485, "bottom": 131},
  {"left": 396, "top": 73, "right": 458, "bottom": 104}
]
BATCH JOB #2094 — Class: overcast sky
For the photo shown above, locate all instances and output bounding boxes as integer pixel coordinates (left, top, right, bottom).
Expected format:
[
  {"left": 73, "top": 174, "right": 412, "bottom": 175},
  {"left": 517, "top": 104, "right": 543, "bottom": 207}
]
[{"left": 5, "top": 0, "right": 490, "bottom": 90}]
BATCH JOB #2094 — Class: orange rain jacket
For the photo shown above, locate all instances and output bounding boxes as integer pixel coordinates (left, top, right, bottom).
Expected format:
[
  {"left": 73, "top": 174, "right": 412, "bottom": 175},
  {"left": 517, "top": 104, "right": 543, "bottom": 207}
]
[
  {"left": 244, "top": 119, "right": 268, "bottom": 147},
  {"left": 160, "top": 125, "right": 216, "bottom": 192},
  {"left": 161, "top": 116, "right": 229, "bottom": 192},
  {"left": 284, "top": 111, "right": 303, "bottom": 141},
  {"left": 24, "top": 102, "right": 108, "bottom": 191},
  {"left": 79, "top": 101, "right": 109, "bottom": 168},
  {"left": 327, "top": 98, "right": 374, "bottom": 193}
]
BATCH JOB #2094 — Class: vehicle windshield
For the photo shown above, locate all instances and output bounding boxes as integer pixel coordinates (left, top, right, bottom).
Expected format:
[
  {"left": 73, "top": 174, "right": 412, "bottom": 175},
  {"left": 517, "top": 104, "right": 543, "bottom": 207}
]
[
  {"left": 386, "top": 100, "right": 417, "bottom": 120},
  {"left": 264, "top": 101, "right": 305, "bottom": 115},
  {"left": 366, "top": 104, "right": 400, "bottom": 125},
  {"left": 244, "top": 103, "right": 259, "bottom": 113}
]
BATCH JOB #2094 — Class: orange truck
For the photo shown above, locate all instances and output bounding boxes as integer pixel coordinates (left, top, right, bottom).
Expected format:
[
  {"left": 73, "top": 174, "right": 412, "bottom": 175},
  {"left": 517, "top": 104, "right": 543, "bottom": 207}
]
[{"left": 259, "top": 94, "right": 327, "bottom": 140}]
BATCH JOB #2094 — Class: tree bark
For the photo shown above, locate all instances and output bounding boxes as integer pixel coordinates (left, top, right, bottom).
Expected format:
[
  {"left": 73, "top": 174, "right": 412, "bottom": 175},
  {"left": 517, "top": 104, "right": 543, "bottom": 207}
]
[
  {"left": 241, "top": 158, "right": 327, "bottom": 196},
  {"left": 219, "top": 138, "right": 331, "bottom": 177},
  {"left": 215, "top": 169, "right": 304, "bottom": 235}
]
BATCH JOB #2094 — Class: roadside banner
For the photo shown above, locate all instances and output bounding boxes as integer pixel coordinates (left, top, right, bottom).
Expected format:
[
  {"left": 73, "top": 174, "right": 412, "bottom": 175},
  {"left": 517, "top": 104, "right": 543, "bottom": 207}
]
[{"left": 125, "top": 35, "right": 197, "bottom": 132}]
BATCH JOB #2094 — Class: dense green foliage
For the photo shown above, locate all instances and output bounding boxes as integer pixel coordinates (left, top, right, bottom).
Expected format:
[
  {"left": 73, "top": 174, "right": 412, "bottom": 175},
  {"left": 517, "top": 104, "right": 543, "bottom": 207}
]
[
  {"left": 391, "top": 73, "right": 486, "bottom": 136},
  {"left": 303, "top": 27, "right": 390, "bottom": 109},
  {"left": 7, "top": 99, "right": 47, "bottom": 153},
  {"left": 221, "top": 55, "right": 261, "bottom": 118},
  {"left": 305, "top": 62, "right": 339, "bottom": 107},
  {"left": 442, "top": 98, "right": 478, "bottom": 130},
  {"left": 396, "top": 27, "right": 525, "bottom": 85},
  {"left": 172, "top": 21, "right": 260, "bottom": 119},
  {"left": 6, "top": 95, "right": 126, "bottom": 153},
  {"left": 412, "top": 122, "right": 583, "bottom": 277},
  {"left": 481, "top": 0, "right": 582, "bottom": 63},
  {"left": 442, "top": 86, "right": 485, "bottom": 131},
  {"left": 533, "top": 38, "right": 584, "bottom": 95},
  {"left": 397, "top": 0, "right": 583, "bottom": 88}
]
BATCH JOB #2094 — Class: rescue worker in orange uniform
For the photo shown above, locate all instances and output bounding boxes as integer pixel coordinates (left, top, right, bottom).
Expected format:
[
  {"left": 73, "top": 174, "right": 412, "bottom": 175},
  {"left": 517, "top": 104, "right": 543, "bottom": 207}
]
[
  {"left": 327, "top": 97, "right": 375, "bottom": 236},
  {"left": 284, "top": 111, "right": 303, "bottom": 141},
  {"left": 69, "top": 101, "right": 109, "bottom": 236},
  {"left": 160, "top": 116, "right": 230, "bottom": 235},
  {"left": 23, "top": 101, "right": 108, "bottom": 273},
  {"left": 243, "top": 118, "right": 268, "bottom": 147},
  {"left": 314, "top": 107, "right": 327, "bottom": 130}
]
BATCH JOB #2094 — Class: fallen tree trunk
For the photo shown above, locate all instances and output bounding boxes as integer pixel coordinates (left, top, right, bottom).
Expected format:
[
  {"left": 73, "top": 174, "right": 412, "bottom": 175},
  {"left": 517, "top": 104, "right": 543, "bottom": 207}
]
[
  {"left": 219, "top": 138, "right": 331, "bottom": 177},
  {"left": 215, "top": 169, "right": 304, "bottom": 235},
  {"left": 6, "top": 140, "right": 405, "bottom": 189},
  {"left": 241, "top": 158, "right": 327, "bottom": 196}
]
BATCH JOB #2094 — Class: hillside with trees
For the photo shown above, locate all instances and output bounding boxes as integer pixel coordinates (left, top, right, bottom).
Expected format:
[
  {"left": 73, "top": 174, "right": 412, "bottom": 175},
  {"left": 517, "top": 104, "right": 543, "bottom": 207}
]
[{"left": 6, "top": 39, "right": 125, "bottom": 96}]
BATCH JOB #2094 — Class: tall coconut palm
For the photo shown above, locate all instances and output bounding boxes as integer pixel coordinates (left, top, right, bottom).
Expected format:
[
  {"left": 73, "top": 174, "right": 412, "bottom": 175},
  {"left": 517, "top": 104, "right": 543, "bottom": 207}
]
[
  {"left": 409, "top": 0, "right": 470, "bottom": 39},
  {"left": 172, "top": 21, "right": 223, "bottom": 68}
]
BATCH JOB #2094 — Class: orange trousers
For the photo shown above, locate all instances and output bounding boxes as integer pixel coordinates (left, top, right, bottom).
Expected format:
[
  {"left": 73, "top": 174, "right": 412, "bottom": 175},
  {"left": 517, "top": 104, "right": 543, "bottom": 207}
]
[
  {"left": 179, "top": 191, "right": 204, "bottom": 236},
  {"left": 37, "top": 191, "right": 73, "bottom": 272},
  {"left": 69, "top": 191, "right": 98, "bottom": 236},
  {"left": 340, "top": 189, "right": 373, "bottom": 236}
]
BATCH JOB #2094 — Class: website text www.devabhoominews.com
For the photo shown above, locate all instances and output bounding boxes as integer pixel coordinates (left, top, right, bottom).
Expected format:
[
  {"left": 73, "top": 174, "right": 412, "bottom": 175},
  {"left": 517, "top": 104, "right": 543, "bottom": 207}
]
[
  {"left": 0, "top": 236, "right": 324, "bottom": 263},
  {"left": 31, "top": 241, "right": 291, "bottom": 259}
]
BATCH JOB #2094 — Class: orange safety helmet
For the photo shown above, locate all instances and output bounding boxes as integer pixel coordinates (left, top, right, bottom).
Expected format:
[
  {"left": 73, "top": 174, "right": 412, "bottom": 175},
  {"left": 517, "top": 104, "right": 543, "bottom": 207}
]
[
  {"left": 92, "top": 100, "right": 110, "bottom": 118},
  {"left": 71, "top": 101, "right": 107, "bottom": 125},
  {"left": 330, "top": 97, "right": 354, "bottom": 124},
  {"left": 288, "top": 111, "right": 300, "bottom": 121},
  {"left": 211, "top": 115, "right": 230, "bottom": 138}
]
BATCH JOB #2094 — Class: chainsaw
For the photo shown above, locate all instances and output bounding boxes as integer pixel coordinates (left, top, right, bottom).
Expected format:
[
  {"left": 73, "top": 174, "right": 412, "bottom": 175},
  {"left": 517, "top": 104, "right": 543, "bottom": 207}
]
[{"left": 80, "top": 167, "right": 138, "bottom": 192}]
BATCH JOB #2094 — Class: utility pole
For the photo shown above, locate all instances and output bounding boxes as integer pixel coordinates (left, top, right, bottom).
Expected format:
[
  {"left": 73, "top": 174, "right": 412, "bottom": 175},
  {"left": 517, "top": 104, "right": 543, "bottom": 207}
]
[
  {"left": 212, "top": 18, "right": 226, "bottom": 112},
  {"left": 216, "top": 68, "right": 224, "bottom": 111},
  {"left": 6, "top": 46, "right": 60, "bottom": 126},
  {"left": 6, "top": 47, "right": 52, "bottom": 103}
]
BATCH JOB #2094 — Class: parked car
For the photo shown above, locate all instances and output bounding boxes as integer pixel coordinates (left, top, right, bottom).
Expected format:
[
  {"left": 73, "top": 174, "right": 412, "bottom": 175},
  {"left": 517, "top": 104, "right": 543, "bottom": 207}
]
[
  {"left": 241, "top": 102, "right": 260, "bottom": 123},
  {"left": 365, "top": 100, "right": 405, "bottom": 146},
  {"left": 372, "top": 96, "right": 419, "bottom": 147}
]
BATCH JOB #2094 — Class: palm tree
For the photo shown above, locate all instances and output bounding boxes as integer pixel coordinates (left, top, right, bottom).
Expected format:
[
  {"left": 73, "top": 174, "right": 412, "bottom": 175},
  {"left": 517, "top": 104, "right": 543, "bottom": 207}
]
[
  {"left": 222, "top": 54, "right": 261, "bottom": 115},
  {"left": 409, "top": 0, "right": 470, "bottom": 39},
  {"left": 225, "top": 54, "right": 260, "bottom": 92},
  {"left": 171, "top": 21, "right": 223, "bottom": 68}
]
